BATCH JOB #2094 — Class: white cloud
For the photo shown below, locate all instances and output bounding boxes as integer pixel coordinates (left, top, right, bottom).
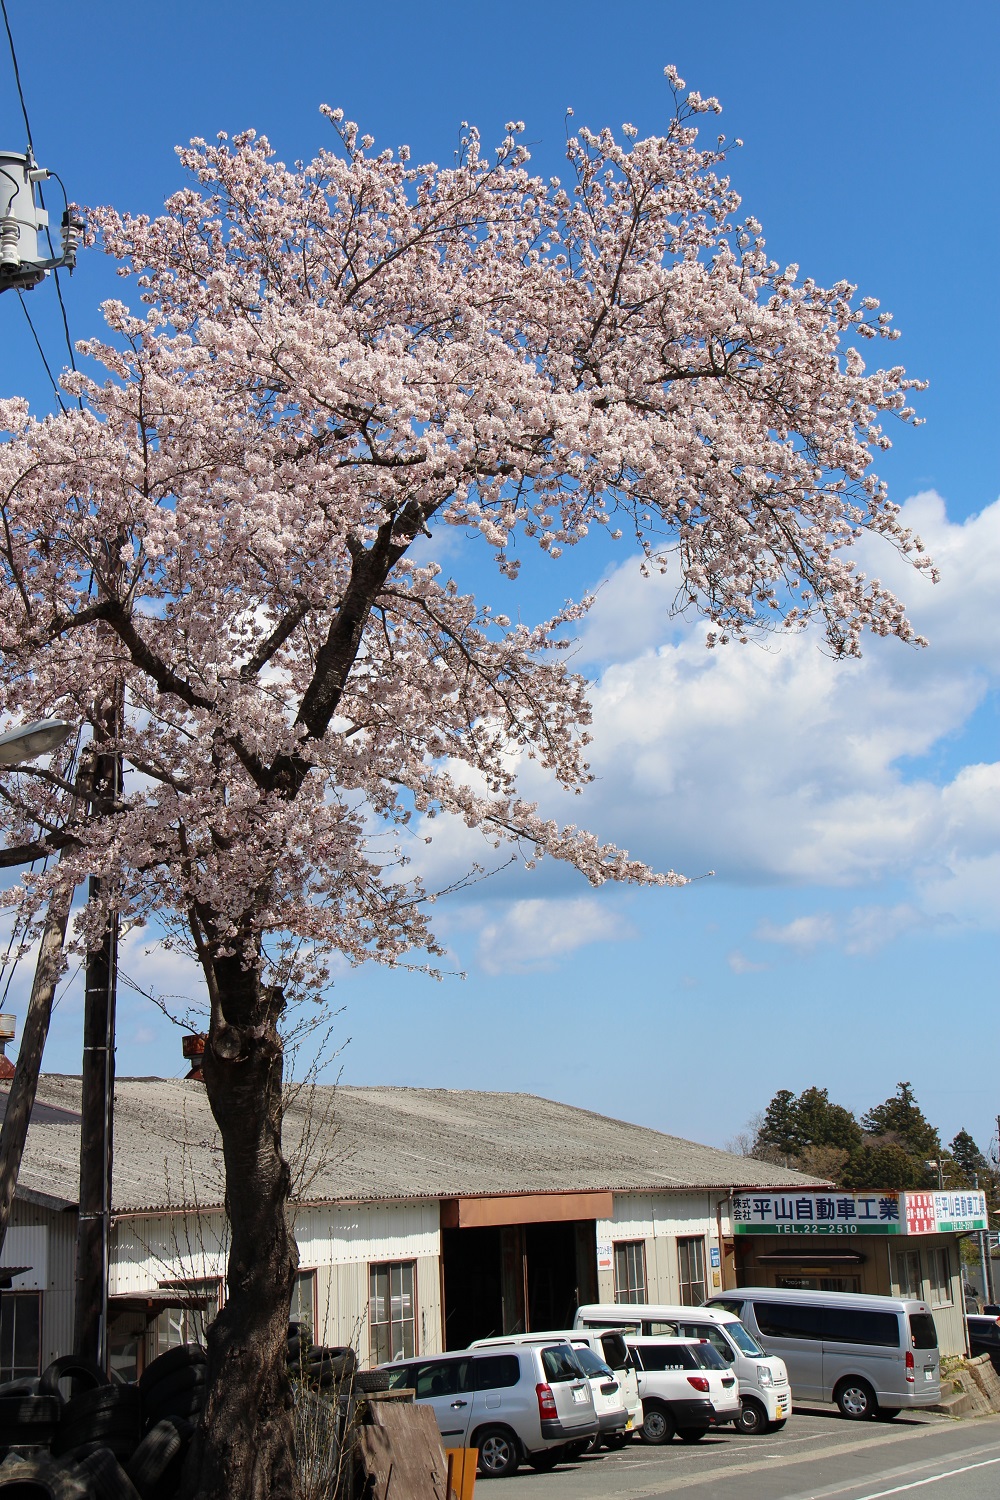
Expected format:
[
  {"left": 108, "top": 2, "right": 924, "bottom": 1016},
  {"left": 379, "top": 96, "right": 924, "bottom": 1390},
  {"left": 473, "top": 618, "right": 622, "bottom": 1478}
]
[
  {"left": 755, "top": 914, "right": 837, "bottom": 950},
  {"left": 472, "top": 896, "right": 634, "bottom": 975},
  {"left": 727, "top": 949, "right": 769, "bottom": 974}
]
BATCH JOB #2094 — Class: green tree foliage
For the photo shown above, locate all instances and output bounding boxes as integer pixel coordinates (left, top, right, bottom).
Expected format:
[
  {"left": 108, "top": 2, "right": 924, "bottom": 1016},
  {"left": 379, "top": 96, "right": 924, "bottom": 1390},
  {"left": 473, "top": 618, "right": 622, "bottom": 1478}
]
[
  {"left": 861, "top": 1082, "right": 940, "bottom": 1161},
  {"left": 748, "top": 1081, "right": 943, "bottom": 1188}
]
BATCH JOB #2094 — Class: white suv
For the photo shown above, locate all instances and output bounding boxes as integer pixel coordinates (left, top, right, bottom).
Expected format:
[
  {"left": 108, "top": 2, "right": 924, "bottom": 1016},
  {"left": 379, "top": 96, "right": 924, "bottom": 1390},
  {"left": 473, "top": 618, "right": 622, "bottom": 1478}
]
[
  {"left": 380, "top": 1342, "right": 597, "bottom": 1477},
  {"left": 627, "top": 1337, "right": 741, "bottom": 1444}
]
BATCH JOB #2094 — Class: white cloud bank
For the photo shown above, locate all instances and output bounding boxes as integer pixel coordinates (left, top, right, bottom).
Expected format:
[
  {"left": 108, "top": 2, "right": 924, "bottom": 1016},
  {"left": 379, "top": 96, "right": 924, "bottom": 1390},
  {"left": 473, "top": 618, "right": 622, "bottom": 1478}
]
[{"left": 409, "top": 492, "right": 1000, "bottom": 954}]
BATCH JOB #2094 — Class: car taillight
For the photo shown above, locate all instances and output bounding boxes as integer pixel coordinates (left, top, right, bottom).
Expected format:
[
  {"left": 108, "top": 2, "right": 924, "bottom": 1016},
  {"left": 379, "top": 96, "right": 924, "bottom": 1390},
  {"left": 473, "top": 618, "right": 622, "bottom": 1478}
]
[
  {"left": 687, "top": 1376, "right": 710, "bottom": 1392},
  {"left": 536, "top": 1382, "right": 558, "bottom": 1419},
  {"left": 905, "top": 1350, "right": 915, "bottom": 1384}
]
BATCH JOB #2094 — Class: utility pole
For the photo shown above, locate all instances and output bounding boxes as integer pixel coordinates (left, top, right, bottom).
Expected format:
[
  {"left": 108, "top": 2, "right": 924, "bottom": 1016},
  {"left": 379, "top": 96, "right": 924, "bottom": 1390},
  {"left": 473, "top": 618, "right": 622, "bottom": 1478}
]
[{"left": 73, "top": 687, "right": 122, "bottom": 1370}]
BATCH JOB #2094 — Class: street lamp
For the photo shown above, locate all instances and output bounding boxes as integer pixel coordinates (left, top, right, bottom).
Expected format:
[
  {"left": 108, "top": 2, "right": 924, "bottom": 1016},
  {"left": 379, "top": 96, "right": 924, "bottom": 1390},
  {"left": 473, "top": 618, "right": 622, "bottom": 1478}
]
[{"left": 0, "top": 719, "right": 71, "bottom": 765}]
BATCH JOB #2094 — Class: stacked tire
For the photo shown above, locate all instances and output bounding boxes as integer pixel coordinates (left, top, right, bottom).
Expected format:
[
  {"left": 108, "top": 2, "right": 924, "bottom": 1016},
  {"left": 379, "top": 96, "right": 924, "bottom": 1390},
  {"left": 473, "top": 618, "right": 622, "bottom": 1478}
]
[{"left": 0, "top": 1348, "right": 204, "bottom": 1500}]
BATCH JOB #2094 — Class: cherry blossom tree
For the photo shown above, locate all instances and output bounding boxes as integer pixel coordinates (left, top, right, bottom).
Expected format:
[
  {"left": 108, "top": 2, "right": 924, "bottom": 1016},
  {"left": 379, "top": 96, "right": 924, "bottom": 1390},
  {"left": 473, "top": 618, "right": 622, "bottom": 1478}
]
[{"left": 0, "top": 71, "right": 932, "bottom": 1500}]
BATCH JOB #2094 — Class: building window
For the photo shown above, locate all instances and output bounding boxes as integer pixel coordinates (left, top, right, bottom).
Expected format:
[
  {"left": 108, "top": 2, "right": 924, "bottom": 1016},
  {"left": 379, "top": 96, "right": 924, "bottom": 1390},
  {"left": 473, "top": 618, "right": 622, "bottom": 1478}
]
[
  {"left": 291, "top": 1269, "right": 316, "bottom": 1344},
  {"left": 0, "top": 1292, "right": 40, "bottom": 1380},
  {"left": 614, "top": 1241, "right": 647, "bottom": 1304},
  {"left": 152, "top": 1278, "right": 222, "bottom": 1355},
  {"left": 678, "top": 1237, "right": 706, "bottom": 1306},
  {"left": 369, "top": 1262, "right": 416, "bottom": 1366},
  {"left": 928, "top": 1246, "right": 952, "bottom": 1308},
  {"left": 894, "top": 1250, "right": 922, "bottom": 1301}
]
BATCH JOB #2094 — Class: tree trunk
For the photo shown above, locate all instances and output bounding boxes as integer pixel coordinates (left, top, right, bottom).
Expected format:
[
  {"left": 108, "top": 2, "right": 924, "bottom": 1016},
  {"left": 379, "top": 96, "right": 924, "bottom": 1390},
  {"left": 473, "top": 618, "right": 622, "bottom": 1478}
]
[
  {"left": 0, "top": 881, "right": 72, "bottom": 1250},
  {"left": 188, "top": 970, "right": 299, "bottom": 1500}
]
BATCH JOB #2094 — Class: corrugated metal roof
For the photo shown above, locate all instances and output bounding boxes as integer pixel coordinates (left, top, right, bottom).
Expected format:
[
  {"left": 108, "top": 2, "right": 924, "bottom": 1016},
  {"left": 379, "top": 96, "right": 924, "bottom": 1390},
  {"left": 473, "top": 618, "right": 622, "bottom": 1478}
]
[{"left": 7, "top": 1076, "right": 826, "bottom": 1215}]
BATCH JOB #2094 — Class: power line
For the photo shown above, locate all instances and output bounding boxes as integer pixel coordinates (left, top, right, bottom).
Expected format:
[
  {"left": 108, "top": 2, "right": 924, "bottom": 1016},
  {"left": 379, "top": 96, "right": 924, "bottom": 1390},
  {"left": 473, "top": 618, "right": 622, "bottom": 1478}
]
[
  {"left": 0, "top": 0, "right": 32, "bottom": 150},
  {"left": 16, "top": 290, "right": 67, "bottom": 410},
  {"left": 2, "top": 0, "right": 82, "bottom": 406}
]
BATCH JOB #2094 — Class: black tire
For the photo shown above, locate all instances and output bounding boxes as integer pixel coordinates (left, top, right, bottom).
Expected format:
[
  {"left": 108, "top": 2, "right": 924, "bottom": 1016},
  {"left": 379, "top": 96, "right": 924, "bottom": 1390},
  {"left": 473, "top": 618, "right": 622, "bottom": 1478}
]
[
  {"left": 678, "top": 1428, "right": 707, "bottom": 1443},
  {"left": 141, "top": 1389, "right": 206, "bottom": 1428},
  {"left": 0, "top": 1456, "right": 91, "bottom": 1500},
  {"left": 39, "top": 1357, "right": 109, "bottom": 1402},
  {"left": 0, "top": 1379, "right": 41, "bottom": 1397},
  {"left": 527, "top": 1447, "right": 563, "bottom": 1471},
  {"left": 126, "top": 1418, "right": 192, "bottom": 1499},
  {"left": 355, "top": 1369, "right": 390, "bottom": 1393},
  {"left": 0, "top": 1396, "right": 62, "bottom": 1427},
  {"left": 767, "top": 1418, "right": 788, "bottom": 1432},
  {"left": 603, "top": 1431, "right": 629, "bottom": 1450},
  {"left": 76, "top": 1447, "right": 143, "bottom": 1500},
  {"left": 639, "top": 1402, "right": 674, "bottom": 1445},
  {"left": 734, "top": 1397, "right": 768, "bottom": 1435},
  {"left": 310, "top": 1347, "right": 356, "bottom": 1374},
  {"left": 875, "top": 1407, "right": 900, "bottom": 1422},
  {"left": 140, "top": 1365, "right": 205, "bottom": 1410},
  {"left": 138, "top": 1347, "right": 205, "bottom": 1396},
  {"left": 56, "top": 1387, "right": 143, "bottom": 1461},
  {"left": 475, "top": 1426, "right": 520, "bottom": 1478},
  {"left": 835, "top": 1377, "right": 877, "bottom": 1420}
]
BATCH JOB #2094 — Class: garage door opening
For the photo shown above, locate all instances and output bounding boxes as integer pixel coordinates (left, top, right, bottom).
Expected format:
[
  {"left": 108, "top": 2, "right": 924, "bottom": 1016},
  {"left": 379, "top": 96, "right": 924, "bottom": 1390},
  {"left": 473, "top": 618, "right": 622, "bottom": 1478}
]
[{"left": 442, "top": 1218, "right": 598, "bottom": 1349}]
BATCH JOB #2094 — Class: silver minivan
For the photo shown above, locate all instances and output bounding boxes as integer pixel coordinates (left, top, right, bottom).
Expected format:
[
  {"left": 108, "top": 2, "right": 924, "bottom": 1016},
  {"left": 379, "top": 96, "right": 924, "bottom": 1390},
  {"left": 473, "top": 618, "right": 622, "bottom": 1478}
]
[
  {"left": 705, "top": 1288, "right": 941, "bottom": 1419},
  {"left": 380, "top": 1342, "right": 598, "bottom": 1477}
]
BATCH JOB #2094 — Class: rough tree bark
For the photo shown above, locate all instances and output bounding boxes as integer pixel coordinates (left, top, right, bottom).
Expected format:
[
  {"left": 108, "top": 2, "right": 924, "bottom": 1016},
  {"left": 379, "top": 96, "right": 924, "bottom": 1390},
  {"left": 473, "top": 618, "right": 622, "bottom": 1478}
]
[{"left": 189, "top": 959, "right": 298, "bottom": 1500}]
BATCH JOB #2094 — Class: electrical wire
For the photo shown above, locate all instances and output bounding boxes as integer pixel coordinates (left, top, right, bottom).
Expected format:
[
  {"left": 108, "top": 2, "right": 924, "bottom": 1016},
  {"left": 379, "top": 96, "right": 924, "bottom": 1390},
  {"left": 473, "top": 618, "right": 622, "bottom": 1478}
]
[
  {"left": 15, "top": 288, "right": 67, "bottom": 411},
  {"left": 2, "top": 0, "right": 82, "bottom": 406},
  {"left": 0, "top": 0, "right": 32, "bottom": 151}
]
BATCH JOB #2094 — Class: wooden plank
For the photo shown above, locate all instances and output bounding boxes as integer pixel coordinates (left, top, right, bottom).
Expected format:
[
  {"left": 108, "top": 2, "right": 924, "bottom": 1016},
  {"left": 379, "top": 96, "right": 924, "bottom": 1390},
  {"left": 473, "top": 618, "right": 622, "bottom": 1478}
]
[{"left": 358, "top": 1401, "right": 452, "bottom": 1500}]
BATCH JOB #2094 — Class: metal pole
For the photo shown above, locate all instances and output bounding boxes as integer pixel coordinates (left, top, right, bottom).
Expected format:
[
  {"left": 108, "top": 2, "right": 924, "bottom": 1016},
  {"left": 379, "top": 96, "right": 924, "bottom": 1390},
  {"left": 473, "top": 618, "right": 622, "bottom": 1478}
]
[
  {"left": 974, "top": 1173, "right": 990, "bottom": 1312},
  {"left": 73, "top": 737, "right": 120, "bottom": 1369}
]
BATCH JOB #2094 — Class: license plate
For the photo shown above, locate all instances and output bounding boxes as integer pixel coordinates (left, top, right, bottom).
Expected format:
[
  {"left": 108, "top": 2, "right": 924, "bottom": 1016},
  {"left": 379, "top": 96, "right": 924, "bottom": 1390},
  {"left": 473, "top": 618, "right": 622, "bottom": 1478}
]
[
  {"left": 625, "top": 1417, "right": 633, "bottom": 1430},
  {"left": 573, "top": 1387, "right": 588, "bottom": 1403},
  {"left": 775, "top": 1405, "right": 784, "bottom": 1418},
  {"left": 924, "top": 1369, "right": 934, "bottom": 1381}
]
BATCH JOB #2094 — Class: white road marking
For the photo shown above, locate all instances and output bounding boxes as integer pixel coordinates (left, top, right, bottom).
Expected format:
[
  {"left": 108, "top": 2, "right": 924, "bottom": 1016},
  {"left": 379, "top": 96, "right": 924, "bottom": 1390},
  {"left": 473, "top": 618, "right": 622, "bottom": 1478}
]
[{"left": 836, "top": 1456, "right": 1000, "bottom": 1500}]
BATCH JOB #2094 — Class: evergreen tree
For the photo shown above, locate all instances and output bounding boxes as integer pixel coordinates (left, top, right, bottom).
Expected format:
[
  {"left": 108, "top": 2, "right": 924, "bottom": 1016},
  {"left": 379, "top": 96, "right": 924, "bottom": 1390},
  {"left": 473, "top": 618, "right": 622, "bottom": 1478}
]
[
  {"left": 861, "top": 1082, "right": 940, "bottom": 1160},
  {"left": 795, "top": 1087, "right": 863, "bottom": 1152},
  {"left": 753, "top": 1090, "right": 801, "bottom": 1163}
]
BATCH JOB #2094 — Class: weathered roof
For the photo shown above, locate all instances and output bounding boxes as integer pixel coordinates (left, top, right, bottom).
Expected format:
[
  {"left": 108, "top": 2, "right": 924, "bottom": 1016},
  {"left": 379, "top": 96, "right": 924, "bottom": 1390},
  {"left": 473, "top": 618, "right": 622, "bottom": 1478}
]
[{"left": 6, "top": 1076, "right": 826, "bottom": 1215}]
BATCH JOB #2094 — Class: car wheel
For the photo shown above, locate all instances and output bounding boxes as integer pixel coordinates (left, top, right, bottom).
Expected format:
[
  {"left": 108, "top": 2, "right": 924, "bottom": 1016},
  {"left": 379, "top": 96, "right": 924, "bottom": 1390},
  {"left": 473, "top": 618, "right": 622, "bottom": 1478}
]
[
  {"left": 476, "top": 1427, "right": 520, "bottom": 1478},
  {"left": 603, "top": 1431, "right": 629, "bottom": 1450},
  {"left": 836, "top": 1378, "right": 877, "bottom": 1420},
  {"left": 875, "top": 1407, "right": 900, "bottom": 1422},
  {"left": 677, "top": 1428, "right": 706, "bottom": 1443},
  {"left": 734, "top": 1397, "right": 767, "bottom": 1435},
  {"left": 766, "top": 1418, "right": 788, "bottom": 1432},
  {"left": 639, "top": 1403, "right": 674, "bottom": 1445}
]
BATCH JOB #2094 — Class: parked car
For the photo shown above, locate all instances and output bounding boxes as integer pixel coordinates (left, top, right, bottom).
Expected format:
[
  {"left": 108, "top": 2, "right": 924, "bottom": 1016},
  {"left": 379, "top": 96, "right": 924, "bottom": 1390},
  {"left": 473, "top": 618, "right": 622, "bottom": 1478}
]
[
  {"left": 471, "top": 1328, "right": 637, "bottom": 1449},
  {"left": 706, "top": 1288, "right": 941, "bottom": 1419},
  {"left": 625, "top": 1336, "right": 740, "bottom": 1444},
  {"left": 379, "top": 1341, "right": 597, "bottom": 1477},
  {"left": 574, "top": 1302, "right": 790, "bottom": 1435},
  {"left": 966, "top": 1313, "right": 1000, "bottom": 1374}
]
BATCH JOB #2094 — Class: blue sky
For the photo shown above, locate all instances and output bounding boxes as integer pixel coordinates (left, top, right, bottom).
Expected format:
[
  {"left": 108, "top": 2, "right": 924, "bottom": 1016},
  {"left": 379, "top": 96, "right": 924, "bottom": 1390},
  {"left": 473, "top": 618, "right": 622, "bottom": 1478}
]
[{"left": 2, "top": 1, "right": 998, "bottom": 1159}]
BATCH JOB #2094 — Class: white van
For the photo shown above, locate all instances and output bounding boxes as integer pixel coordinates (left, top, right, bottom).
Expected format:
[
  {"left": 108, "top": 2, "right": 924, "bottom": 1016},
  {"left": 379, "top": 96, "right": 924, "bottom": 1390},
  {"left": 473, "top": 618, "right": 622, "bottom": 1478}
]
[
  {"left": 705, "top": 1288, "right": 941, "bottom": 1419},
  {"left": 574, "top": 1303, "right": 790, "bottom": 1435}
]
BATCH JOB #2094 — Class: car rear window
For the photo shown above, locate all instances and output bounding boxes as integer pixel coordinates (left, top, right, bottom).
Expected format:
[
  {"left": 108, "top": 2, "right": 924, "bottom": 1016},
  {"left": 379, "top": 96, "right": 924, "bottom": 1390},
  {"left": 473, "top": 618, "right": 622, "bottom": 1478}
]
[
  {"left": 541, "top": 1345, "right": 586, "bottom": 1383},
  {"left": 473, "top": 1354, "right": 520, "bottom": 1391},
  {"left": 825, "top": 1308, "right": 899, "bottom": 1348},
  {"left": 598, "top": 1332, "right": 629, "bottom": 1370},
  {"left": 690, "top": 1343, "right": 728, "bottom": 1370},
  {"left": 628, "top": 1343, "right": 697, "bottom": 1371},
  {"left": 909, "top": 1314, "right": 938, "bottom": 1350},
  {"left": 571, "top": 1347, "right": 613, "bottom": 1379}
]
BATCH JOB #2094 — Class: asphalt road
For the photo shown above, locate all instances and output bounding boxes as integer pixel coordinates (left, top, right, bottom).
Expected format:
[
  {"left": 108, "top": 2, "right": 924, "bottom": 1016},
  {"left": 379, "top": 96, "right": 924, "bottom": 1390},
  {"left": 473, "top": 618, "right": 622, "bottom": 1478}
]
[{"left": 498, "top": 1408, "right": 1000, "bottom": 1500}]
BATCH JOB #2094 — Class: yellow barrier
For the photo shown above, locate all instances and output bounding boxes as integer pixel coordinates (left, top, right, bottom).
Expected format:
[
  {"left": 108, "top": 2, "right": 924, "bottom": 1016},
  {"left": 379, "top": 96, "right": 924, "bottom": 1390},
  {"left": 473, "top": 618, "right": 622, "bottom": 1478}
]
[{"left": 444, "top": 1447, "right": 477, "bottom": 1500}]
